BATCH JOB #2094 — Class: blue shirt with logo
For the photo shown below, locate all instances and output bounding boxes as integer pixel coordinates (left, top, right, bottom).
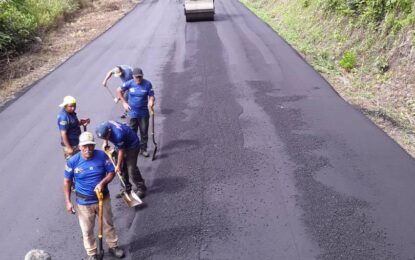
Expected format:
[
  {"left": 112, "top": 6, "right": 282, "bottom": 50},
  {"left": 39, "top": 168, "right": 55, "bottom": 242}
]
[
  {"left": 64, "top": 150, "right": 114, "bottom": 205},
  {"left": 117, "top": 65, "right": 133, "bottom": 83},
  {"left": 57, "top": 109, "right": 81, "bottom": 146},
  {"left": 121, "top": 78, "right": 154, "bottom": 118},
  {"left": 107, "top": 120, "right": 140, "bottom": 150}
]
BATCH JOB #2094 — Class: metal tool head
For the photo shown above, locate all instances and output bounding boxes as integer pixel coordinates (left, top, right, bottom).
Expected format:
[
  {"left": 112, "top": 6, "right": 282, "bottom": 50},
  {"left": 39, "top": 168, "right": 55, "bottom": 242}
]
[{"left": 122, "top": 190, "right": 143, "bottom": 207}]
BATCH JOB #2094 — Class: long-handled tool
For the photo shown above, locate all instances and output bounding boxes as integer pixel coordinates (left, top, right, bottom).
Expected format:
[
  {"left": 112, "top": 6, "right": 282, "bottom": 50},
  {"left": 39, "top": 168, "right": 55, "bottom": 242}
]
[
  {"left": 95, "top": 189, "right": 104, "bottom": 260},
  {"left": 103, "top": 149, "right": 143, "bottom": 207},
  {"left": 150, "top": 108, "right": 158, "bottom": 161},
  {"left": 103, "top": 85, "right": 120, "bottom": 103}
]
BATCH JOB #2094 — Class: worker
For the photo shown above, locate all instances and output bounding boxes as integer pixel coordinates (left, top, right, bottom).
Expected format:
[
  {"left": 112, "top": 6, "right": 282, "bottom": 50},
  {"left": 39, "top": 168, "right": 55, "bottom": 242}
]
[
  {"left": 64, "top": 132, "right": 125, "bottom": 260},
  {"left": 57, "top": 96, "right": 90, "bottom": 160},
  {"left": 117, "top": 67, "right": 155, "bottom": 157},
  {"left": 96, "top": 120, "right": 147, "bottom": 198},
  {"left": 102, "top": 65, "right": 133, "bottom": 118}
]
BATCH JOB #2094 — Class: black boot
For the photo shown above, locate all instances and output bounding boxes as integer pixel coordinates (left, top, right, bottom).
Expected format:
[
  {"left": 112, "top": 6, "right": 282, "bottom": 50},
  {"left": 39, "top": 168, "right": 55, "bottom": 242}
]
[{"left": 135, "top": 181, "right": 147, "bottom": 198}]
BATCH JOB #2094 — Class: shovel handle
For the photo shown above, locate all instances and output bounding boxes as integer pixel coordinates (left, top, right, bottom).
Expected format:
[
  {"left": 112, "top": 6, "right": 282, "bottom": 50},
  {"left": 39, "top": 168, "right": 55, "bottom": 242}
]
[
  {"left": 104, "top": 149, "right": 128, "bottom": 188},
  {"left": 95, "top": 189, "right": 104, "bottom": 258}
]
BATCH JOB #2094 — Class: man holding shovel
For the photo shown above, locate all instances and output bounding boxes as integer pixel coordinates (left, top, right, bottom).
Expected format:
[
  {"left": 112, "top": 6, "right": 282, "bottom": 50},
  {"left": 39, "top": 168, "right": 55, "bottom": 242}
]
[
  {"left": 117, "top": 67, "right": 155, "bottom": 157},
  {"left": 95, "top": 120, "right": 147, "bottom": 198},
  {"left": 63, "top": 132, "right": 125, "bottom": 260},
  {"left": 102, "top": 65, "right": 133, "bottom": 118}
]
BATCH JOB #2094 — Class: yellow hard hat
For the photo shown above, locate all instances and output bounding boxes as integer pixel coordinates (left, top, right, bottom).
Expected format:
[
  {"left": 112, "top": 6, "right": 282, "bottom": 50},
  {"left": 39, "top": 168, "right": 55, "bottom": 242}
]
[{"left": 59, "top": 96, "right": 77, "bottom": 107}]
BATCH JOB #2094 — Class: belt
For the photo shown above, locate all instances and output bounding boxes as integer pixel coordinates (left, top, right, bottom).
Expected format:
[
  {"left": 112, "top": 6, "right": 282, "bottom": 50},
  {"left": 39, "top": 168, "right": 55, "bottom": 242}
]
[{"left": 76, "top": 189, "right": 109, "bottom": 201}]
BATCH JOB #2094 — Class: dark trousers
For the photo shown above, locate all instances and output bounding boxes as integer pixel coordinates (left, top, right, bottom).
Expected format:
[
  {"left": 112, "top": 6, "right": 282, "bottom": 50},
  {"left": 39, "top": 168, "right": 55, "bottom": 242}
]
[
  {"left": 129, "top": 116, "right": 149, "bottom": 151},
  {"left": 122, "top": 146, "right": 145, "bottom": 191}
]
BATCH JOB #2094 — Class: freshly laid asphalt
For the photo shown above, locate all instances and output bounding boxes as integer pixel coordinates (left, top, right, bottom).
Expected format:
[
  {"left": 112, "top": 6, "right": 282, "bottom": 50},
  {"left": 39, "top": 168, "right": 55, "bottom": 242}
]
[{"left": 0, "top": 0, "right": 415, "bottom": 259}]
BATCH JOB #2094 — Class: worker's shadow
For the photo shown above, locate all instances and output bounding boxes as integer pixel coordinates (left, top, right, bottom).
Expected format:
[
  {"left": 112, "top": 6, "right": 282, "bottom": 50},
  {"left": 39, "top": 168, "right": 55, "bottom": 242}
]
[
  {"left": 149, "top": 176, "right": 188, "bottom": 195},
  {"left": 160, "top": 108, "right": 175, "bottom": 115},
  {"left": 153, "top": 139, "right": 199, "bottom": 160},
  {"left": 161, "top": 139, "right": 199, "bottom": 153},
  {"left": 128, "top": 225, "right": 199, "bottom": 257}
]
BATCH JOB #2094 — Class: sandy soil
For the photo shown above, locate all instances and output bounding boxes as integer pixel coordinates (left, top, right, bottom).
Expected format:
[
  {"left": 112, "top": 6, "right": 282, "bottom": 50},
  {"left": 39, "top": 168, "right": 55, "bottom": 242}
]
[{"left": 0, "top": 0, "right": 138, "bottom": 108}]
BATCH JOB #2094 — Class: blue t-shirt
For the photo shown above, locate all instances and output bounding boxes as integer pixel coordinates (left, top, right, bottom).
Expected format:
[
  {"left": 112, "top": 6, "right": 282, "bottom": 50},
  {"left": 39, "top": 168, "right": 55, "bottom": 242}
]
[
  {"left": 107, "top": 120, "right": 140, "bottom": 150},
  {"left": 117, "top": 65, "right": 133, "bottom": 83},
  {"left": 64, "top": 150, "right": 114, "bottom": 205},
  {"left": 57, "top": 109, "right": 81, "bottom": 146},
  {"left": 121, "top": 79, "right": 154, "bottom": 118}
]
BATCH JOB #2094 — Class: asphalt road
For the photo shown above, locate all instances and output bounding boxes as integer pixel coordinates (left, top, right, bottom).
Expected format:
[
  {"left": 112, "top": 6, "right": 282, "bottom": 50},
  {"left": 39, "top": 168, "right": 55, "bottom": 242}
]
[{"left": 1, "top": 0, "right": 415, "bottom": 259}]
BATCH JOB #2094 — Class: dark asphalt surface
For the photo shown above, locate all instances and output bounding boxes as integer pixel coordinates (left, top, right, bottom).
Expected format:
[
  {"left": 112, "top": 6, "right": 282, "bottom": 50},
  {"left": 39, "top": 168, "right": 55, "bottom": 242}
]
[{"left": 1, "top": 0, "right": 415, "bottom": 259}]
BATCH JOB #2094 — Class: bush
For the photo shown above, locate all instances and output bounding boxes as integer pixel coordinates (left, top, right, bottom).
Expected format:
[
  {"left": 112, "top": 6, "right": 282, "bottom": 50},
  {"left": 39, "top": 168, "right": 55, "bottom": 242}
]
[
  {"left": 0, "top": 0, "right": 81, "bottom": 60},
  {"left": 339, "top": 51, "right": 357, "bottom": 71},
  {"left": 320, "top": 0, "right": 415, "bottom": 26},
  {"left": 0, "top": 1, "right": 37, "bottom": 56}
]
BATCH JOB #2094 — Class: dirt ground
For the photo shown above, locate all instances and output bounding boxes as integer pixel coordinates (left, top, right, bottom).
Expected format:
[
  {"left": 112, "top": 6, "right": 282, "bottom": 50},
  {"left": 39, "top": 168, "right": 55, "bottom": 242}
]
[{"left": 0, "top": 0, "right": 137, "bottom": 108}]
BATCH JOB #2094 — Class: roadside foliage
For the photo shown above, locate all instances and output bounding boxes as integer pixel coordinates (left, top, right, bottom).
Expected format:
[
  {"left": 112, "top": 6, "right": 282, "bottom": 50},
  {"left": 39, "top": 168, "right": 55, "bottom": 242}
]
[
  {"left": 242, "top": 0, "right": 415, "bottom": 157},
  {"left": 0, "top": 0, "right": 81, "bottom": 62}
]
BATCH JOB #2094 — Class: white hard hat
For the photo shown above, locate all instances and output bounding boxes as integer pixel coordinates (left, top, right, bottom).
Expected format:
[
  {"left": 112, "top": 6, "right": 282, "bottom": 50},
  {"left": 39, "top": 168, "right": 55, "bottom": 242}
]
[
  {"left": 79, "top": 132, "right": 96, "bottom": 146},
  {"left": 59, "top": 96, "right": 77, "bottom": 108}
]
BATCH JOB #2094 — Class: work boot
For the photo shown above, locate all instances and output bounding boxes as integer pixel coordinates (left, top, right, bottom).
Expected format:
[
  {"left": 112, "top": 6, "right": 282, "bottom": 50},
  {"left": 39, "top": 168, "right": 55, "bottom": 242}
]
[
  {"left": 109, "top": 247, "right": 125, "bottom": 258},
  {"left": 87, "top": 255, "right": 97, "bottom": 260},
  {"left": 140, "top": 150, "right": 149, "bottom": 157},
  {"left": 135, "top": 181, "right": 147, "bottom": 198}
]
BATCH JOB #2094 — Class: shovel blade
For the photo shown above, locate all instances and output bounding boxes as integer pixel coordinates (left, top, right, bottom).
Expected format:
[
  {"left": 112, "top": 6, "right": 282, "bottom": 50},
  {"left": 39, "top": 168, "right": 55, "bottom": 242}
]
[{"left": 121, "top": 191, "right": 143, "bottom": 207}]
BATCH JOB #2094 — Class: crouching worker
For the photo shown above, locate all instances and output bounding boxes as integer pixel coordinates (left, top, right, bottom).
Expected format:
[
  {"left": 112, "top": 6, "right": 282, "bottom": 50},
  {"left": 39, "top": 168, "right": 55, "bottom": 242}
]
[
  {"left": 63, "top": 132, "right": 125, "bottom": 260},
  {"left": 95, "top": 120, "right": 147, "bottom": 198}
]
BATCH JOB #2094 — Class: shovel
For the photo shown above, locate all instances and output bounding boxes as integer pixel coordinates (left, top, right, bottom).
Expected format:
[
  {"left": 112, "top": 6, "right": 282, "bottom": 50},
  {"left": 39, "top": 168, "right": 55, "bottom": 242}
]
[
  {"left": 103, "top": 149, "right": 143, "bottom": 207},
  {"left": 103, "top": 85, "right": 119, "bottom": 103},
  {"left": 150, "top": 108, "right": 158, "bottom": 161},
  {"left": 95, "top": 189, "right": 104, "bottom": 260}
]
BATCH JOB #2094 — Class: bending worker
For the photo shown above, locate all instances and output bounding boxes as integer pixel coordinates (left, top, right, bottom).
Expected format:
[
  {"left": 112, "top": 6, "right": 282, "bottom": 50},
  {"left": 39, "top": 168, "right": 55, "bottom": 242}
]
[
  {"left": 64, "top": 132, "right": 125, "bottom": 260},
  {"left": 102, "top": 65, "right": 133, "bottom": 118},
  {"left": 117, "top": 67, "right": 155, "bottom": 157},
  {"left": 57, "top": 96, "right": 90, "bottom": 159},
  {"left": 96, "top": 120, "right": 147, "bottom": 198}
]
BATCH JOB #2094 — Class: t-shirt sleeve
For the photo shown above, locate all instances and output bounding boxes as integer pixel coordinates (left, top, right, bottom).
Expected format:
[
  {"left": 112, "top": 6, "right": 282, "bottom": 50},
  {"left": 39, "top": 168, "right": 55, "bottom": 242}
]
[
  {"left": 64, "top": 160, "right": 74, "bottom": 180},
  {"left": 121, "top": 81, "right": 130, "bottom": 92},
  {"left": 115, "top": 139, "right": 126, "bottom": 149},
  {"left": 58, "top": 114, "right": 69, "bottom": 132},
  {"left": 148, "top": 82, "right": 154, "bottom": 97},
  {"left": 104, "top": 154, "right": 115, "bottom": 173}
]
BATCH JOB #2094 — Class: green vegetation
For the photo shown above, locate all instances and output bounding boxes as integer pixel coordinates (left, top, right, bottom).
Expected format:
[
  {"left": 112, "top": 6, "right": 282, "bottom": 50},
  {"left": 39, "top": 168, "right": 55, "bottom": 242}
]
[
  {"left": 241, "top": 0, "right": 415, "bottom": 156},
  {"left": 339, "top": 51, "right": 357, "bottom": 71},
  {"left": 0, "top": 0, "right": 82, "bottom": 59}
]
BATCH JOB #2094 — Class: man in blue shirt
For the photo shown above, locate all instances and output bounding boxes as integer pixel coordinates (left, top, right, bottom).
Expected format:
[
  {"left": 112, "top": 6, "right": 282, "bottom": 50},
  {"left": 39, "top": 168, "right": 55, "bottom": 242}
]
[
  {"left": 102, "top": 65, "right": 133, "bottom": 118},
  {"left": 57, "top": 96, "right": 90, "bottom": 159},
  {"left": 96, "top": 120, "right": 147, "bottom": 198},
  {"left": 64, "top": 132, "right": 124, "bottom": 260},
  {"left": 117, "top": 67, "right": 155, "bottom": 157}
]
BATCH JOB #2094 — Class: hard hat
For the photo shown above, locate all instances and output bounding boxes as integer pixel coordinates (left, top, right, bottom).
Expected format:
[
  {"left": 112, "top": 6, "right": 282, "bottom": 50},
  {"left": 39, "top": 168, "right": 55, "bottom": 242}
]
[
  {"left": 113, "top": 66, "right": 122, "bottom": 77},
  {"left": 96, "top": 122, "right": 111, "bottom": 138},
  {"left": 79, "top": 132, "right": 96, "bottom": 146},
  {"left": 59, "top": 96, "right": 77, "bottom": 108}
]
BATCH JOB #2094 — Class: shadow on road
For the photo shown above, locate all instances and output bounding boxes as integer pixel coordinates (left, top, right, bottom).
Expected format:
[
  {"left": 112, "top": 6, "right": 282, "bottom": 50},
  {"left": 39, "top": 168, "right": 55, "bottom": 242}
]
[
  {"left": 150, "top": 176, "right": 188, "bottom": 195},
  {"left": 129, "top": 225, "right": 200, "bottom": 257},
  {"left": 161, "top": 139, "right": 199, "bottom": 153}
]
